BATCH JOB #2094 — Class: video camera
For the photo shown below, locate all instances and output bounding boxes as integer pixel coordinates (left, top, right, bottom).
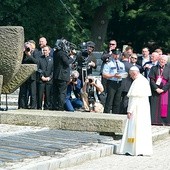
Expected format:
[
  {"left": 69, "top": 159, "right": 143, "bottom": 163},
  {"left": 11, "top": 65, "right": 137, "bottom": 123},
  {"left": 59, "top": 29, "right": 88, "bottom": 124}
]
[
  {"left": 80, "top": 42, "right": 89, "bottom": 58},
  {"left": 54, "top": 38, "right": 76, "bottom": 54},
  {"left": 79, "top": 42, "right": 91, "bottom": 68}
]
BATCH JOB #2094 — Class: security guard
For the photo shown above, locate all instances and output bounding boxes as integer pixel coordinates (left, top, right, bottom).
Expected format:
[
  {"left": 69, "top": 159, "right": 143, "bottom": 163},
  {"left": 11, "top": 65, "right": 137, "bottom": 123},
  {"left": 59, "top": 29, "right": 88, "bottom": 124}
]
[{"left": 102, "top": 48, "right": 125, "bottom": 114}]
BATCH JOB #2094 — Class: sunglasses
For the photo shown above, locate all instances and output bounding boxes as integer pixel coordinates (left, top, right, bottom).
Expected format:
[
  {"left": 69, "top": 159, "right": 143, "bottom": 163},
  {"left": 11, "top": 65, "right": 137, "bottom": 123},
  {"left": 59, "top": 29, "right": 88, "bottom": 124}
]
[
  {"left": 131, "top": 57, "right": 137, "bottom": 59},
  {"left": 109, "top": 43, "right": 116, "bottom": 45}
]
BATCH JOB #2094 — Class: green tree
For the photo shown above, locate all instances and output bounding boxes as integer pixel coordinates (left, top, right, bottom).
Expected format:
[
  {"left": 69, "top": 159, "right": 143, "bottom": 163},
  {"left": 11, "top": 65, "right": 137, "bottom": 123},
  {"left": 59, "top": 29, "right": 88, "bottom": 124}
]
[
  {"left": 0, "top": 0, "right": 169, "bottom": 52},
  {"left": 108, "top": 0, "right": 170, "bottom": 52}
]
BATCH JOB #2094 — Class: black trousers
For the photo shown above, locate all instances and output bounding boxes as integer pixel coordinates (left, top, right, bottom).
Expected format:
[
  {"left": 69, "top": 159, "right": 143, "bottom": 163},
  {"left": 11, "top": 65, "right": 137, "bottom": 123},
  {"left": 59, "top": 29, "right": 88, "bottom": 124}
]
[
  {"left": 119, "top": 91, "right": 129, "bottom": 114},
  {"left": 37, "top": 82, "right": 52, "bottom": 109},
  {"left": 53, "top": 79, "right": 68, "bottom": 111},
  {"left": 104, "top": 80, "right": 122, "bottom": 114},
  {"left": 101, "top": 77, "right": 108, "bottom": 93},
  {"left": 18, "top": 79, "right": 37, "bottom": 109}
]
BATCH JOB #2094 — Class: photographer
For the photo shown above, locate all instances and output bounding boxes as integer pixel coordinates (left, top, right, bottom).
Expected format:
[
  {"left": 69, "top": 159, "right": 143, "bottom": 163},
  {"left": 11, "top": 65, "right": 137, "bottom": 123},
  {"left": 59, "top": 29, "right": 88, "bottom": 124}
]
[
  {"left": 75, "top": 41, "right": 97, "bottom": 83},
  {"left": 65, "top": 70, "right": 83, "bottom": 112},
  {"left": 81, "top": 76, "right": 104, "bottom": 112},
  {"left": 52, "top": 39, "right": 74, "bottom": 111},
  {"left": 18, "top": 42, "right": 38, "bottom": 109}
]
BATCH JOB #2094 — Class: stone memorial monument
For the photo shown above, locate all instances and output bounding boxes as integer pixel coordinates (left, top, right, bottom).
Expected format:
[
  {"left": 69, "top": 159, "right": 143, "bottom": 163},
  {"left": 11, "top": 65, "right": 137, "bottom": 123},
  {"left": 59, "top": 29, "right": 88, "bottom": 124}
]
[{"left": 0, "top": 26, "right": 37, "bottom": 96}]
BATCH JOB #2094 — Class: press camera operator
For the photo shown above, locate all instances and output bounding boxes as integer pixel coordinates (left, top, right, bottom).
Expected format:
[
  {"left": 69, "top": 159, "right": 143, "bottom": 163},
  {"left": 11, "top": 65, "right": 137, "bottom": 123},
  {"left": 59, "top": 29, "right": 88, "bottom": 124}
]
[
  {"left": 65, "top": 70, "right": 83, "bottom": 112},
  {"left": 53, "top": 39, "right": 74, "bottom": 111},
  {"left": 75, "top": 41, "right": 97, "bottom": 84},
  {"left": 81, "top": 76, "right": 104, "bottom": 112}
]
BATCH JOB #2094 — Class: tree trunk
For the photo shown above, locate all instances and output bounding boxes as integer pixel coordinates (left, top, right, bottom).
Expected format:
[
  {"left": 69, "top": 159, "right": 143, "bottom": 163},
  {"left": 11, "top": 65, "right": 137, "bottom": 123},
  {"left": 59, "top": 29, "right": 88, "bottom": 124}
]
[{"left": 91, "top": 5, "right": 110, "bottom": 51}]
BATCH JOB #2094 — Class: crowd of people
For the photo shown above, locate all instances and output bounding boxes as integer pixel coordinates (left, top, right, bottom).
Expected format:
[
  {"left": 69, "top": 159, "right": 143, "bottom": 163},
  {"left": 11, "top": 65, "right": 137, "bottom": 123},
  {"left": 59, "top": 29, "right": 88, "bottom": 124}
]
[{"left": 18, "top": 37, "right": 170, "bottom": 127}]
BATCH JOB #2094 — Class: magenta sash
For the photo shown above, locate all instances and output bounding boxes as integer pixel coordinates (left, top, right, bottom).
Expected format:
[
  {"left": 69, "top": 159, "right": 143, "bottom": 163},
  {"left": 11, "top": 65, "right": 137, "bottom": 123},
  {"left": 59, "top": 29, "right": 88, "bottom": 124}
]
[{"left": 158, "top": 77, "right": 168, "bottom": 117}]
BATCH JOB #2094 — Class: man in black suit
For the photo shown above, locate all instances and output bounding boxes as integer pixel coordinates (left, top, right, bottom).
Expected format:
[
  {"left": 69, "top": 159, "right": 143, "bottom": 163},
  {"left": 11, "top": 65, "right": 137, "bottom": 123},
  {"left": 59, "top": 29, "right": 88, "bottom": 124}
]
[
  {"left": 120, "top": 52, "right": 133, "bottom": 113},
  {"left": 37, "top": 46, "right": 53, "bottom": 110},
  {"left": 137, "top": 47, "right": 150, "bottom": 67},
  {"left": 18, "top": 42, "right": 38, "bottom": 109},
  {"left": 142, "top": 52, "right": 159, "bottom": 80},
  {"left": 53, "top": 39, "right": 74, "bottom": 111}
]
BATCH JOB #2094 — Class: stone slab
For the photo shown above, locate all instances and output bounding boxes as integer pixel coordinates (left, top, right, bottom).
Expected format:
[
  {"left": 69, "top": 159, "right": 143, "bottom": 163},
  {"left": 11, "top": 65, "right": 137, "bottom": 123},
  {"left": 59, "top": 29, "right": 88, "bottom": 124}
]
[
  {"left": 0, "top": 146, "right": 40, "bottom": 158},
  {"left": 0, "top": 26, "right": 24, "bottom": 85},
  {"left": 0, "top": 128, "right": 113, "bottom": 165},
  {"left": 1, "top": 136, "right": 76, "bottom": 152},
  {"left": 0, "top": 110, "right": 127, "bottom": 134},
  {"left": 0, "top": 142, "right": 56, "bottom": 156},
  {"left": 2, "top": 64, "right": 37, "bottom": 94},
  {"left": 0, "top": 151, "right": 24, "bottom": 162}
]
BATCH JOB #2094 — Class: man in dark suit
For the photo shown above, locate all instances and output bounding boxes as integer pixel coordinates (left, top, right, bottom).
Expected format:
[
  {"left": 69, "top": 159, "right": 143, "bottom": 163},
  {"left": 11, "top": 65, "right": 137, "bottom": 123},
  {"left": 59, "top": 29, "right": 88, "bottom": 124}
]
[
  {"left": 37, "top": 46, "right": 53, "bottom": 110},
  {"left": 18, "top": 42, "right": 38, "bottom": 109},
  {"left": 142, "top": 52, "right": 159, "bottom": 80},
  {"left": 120, "top": 52, "right": 133, "bottom": 113},
  {"left": 33, "top": 37, "right": 54, "bottom": 58},
  {"left": 137, "top": 47, "right": 150, "bottom": 67},
  {"left": 53, "top": 39, "right": 74, "bottom": 111}
]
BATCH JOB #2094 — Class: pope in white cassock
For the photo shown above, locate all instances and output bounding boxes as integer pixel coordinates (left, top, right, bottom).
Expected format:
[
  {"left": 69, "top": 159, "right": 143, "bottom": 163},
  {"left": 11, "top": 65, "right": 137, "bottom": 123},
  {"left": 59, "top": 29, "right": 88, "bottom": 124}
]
[{"left": 119, "top": 66, "right": 153, "bottom": 156}]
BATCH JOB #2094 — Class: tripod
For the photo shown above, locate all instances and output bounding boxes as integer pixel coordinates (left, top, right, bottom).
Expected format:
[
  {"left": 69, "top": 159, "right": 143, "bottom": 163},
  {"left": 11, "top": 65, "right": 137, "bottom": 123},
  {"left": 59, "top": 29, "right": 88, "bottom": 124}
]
[{"left": 81, "top": 67, "right": 88, "bottom": 85}]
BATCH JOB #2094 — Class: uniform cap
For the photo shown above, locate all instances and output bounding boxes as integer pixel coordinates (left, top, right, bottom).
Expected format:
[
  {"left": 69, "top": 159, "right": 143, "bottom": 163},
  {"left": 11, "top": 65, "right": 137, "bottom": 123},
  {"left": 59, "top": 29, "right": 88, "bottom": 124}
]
[{"left": 112, "top": 48, "right": 121, "bottom": 55}]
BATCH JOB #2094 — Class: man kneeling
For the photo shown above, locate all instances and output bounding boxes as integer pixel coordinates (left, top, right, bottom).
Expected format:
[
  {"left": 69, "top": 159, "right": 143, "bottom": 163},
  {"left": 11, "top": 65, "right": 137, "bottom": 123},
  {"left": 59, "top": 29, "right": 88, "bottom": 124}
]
[{"left": 81, "top": 76, "right": 104, "bottom": 112}]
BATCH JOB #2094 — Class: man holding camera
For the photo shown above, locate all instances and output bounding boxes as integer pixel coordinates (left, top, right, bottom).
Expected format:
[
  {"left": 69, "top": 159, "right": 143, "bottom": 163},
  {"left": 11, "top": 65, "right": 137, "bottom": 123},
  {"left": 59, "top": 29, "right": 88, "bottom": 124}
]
[
  {"left": 65, "top": 70, "right": 83, "bottom": 111},
  {"left": 81, "top": 76, "right": 104, "bottom": 112},
  {"left": 53, "top": 39, "right": 74, "bottom": 111},
  {"left": 76, "top": 41, "right": 97, "bottom": 84},
  {"left": 18, "top": 42, "right": 38, "bottom": 109}
]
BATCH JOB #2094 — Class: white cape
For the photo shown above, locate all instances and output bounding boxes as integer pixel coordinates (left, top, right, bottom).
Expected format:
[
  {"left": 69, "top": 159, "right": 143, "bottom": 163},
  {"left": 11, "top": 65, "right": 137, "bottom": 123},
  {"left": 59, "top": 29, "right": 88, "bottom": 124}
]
[{"left": 119, "top": 74, "right": 153, "bottom": 156}]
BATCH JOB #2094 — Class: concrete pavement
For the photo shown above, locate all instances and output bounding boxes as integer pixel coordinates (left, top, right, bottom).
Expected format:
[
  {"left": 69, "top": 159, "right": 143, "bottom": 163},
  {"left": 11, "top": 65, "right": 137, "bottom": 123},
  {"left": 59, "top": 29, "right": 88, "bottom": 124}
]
[
  {"left": 62, "top": 136, "right": 170, "bottom": 170},
  {"left": 0, "top": 124, "right": 169, "bottom": 170},
  {"left": 0, "top": 92, "right": 170, "bottom": 169}
]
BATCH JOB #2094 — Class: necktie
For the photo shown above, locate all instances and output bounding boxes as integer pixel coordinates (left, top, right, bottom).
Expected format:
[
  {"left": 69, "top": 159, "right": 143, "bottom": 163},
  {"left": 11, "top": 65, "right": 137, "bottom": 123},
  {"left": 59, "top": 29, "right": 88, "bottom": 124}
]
[{"left": 116, "top": 61, "right": 119, "bottom": 71}]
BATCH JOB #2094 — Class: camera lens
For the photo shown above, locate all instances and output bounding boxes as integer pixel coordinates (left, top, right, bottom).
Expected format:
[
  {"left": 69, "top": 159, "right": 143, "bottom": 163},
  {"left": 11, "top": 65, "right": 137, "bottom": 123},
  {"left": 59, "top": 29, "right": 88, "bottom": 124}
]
[
  {"left": 25, "top": 47, "right": 30, "bottom": 52},
  {"left": 72, "top": 78, "right": 77, "bottom": 82},
  {"left": 89, "top": 79, "right": 93, "bottom": 83}
]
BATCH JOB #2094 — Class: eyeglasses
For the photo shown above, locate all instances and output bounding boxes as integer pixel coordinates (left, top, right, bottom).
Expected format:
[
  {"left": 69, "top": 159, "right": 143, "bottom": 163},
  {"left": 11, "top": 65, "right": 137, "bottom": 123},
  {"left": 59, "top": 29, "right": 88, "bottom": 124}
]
[
  {"left": 109, "top": 43, "right": 116, "bottom": 46},
  {"left": 131, "top": 57, "right": 137, "bottom": 59}
]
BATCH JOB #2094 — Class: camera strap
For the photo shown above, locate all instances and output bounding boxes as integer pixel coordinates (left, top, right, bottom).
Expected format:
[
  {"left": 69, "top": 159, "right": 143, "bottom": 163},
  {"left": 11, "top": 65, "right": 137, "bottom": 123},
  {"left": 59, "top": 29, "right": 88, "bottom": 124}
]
[{"left": 94, "top": 79, "right": 100, "bottom": 103}]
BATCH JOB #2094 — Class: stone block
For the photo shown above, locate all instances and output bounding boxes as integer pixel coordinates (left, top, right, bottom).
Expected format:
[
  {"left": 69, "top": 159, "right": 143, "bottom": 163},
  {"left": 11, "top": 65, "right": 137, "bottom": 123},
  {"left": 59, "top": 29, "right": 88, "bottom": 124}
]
[
  {"left": 0, "top": 110, "right": 127, "bottom": 134},
  {"left": 0, "top": 26, "right": 24, "bottom": 85},
  {"left": 2, "top": 64, "right": 37, "bottom": 94}
]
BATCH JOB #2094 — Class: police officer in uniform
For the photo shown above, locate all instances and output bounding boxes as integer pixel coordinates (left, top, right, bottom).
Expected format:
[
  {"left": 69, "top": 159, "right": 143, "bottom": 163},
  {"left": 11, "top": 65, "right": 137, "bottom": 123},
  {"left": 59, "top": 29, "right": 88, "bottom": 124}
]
[{"left": 102, "top": 48, "right": 125, "bottom": 114}]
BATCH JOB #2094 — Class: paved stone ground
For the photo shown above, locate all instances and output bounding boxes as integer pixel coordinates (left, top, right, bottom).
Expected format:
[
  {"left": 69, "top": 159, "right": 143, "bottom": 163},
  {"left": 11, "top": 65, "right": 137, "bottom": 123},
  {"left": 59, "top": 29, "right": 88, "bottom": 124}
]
[
  {"left": 0, "top": 124, "right": 114, "bottom": 170},
  {"left": 0, "top": 124, "right": 168, "bottom": 170},
  {"left": 62, "top": 136, "right": 170, "bottom": 170},
  {"left": 0, "top": 92, "right": 170, "bottom": 170}
]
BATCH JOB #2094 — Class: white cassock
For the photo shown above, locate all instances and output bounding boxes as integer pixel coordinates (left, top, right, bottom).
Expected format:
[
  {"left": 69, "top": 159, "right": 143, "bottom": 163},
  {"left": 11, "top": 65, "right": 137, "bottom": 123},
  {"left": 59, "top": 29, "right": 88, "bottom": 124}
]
[{"left": 119, "top": 74, "right": 153, "bottom": 156}]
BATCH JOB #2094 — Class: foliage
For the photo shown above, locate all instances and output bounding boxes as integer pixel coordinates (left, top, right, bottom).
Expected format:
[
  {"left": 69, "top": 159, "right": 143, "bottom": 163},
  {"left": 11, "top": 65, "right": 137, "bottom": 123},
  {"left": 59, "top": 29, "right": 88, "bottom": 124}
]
[
  {"left": 0, "top": 0, "right": 169, "bottom": 52},
  {"left": 108, "top": 0, "right": 170, "bottom": 52}
]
